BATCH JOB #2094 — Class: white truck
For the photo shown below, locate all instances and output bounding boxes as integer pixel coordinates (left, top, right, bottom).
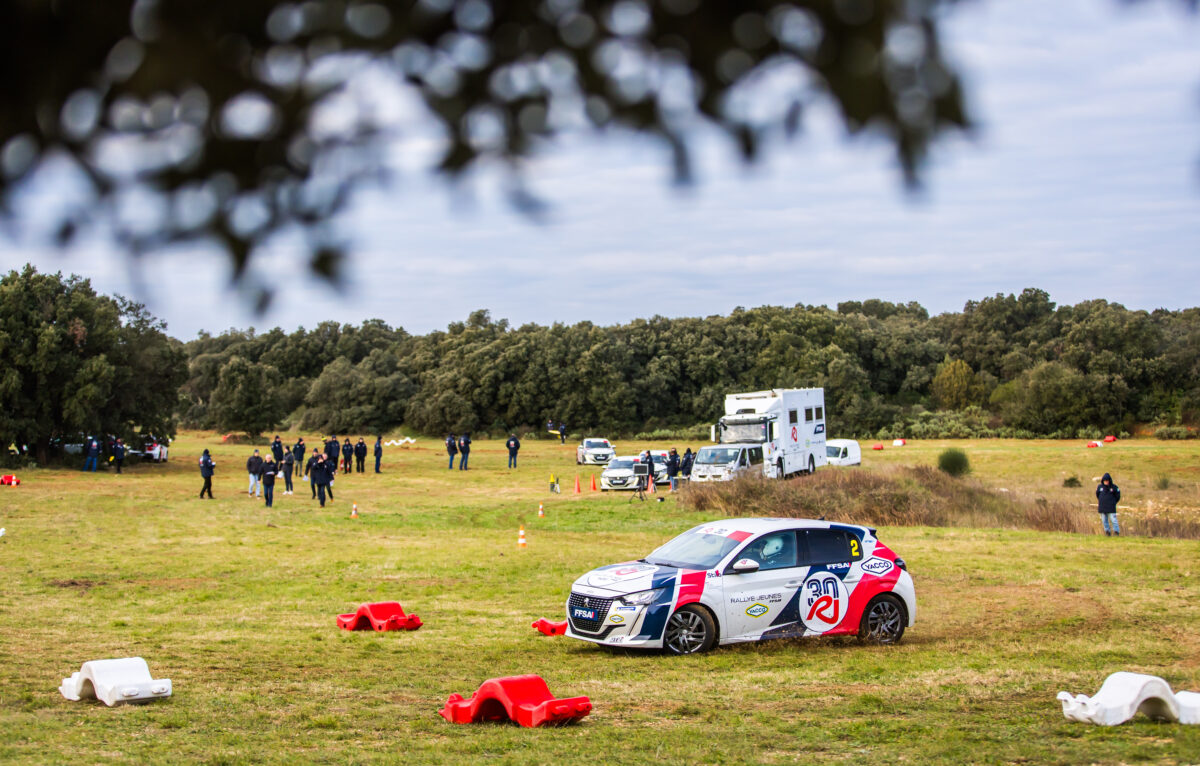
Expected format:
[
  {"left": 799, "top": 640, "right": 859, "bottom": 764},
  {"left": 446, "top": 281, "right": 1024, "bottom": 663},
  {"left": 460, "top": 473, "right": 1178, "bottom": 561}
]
[{"left": 691, "top": 388, "right": 828, "bottom": 482}]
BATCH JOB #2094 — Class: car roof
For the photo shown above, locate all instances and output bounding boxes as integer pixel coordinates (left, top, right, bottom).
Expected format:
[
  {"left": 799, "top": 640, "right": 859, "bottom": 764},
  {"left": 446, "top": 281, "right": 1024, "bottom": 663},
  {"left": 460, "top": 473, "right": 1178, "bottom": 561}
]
[
  {"left": 582, "top": 438, "right": 611, "bottom": 444},
  {"left": 827, "top": 439, "right": 858, "bottom": 448},
  {"left": 689, "top": 517, "right": 873, "bottom": 536}
]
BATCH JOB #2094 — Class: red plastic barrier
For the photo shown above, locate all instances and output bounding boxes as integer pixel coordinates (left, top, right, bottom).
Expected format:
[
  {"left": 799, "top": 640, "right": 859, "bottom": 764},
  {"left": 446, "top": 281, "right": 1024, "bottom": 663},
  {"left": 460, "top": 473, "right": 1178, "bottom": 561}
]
[
  {"left": 1103, "top": 435, "right": 1117, "bottom": 443},
  {"left": 531, "top": 618, "right": 569, "bottom": 636},
  {"left": 439, "top": 675, "right": 592, "bottom": 728},
  {"left": 871, "top": 444, "right": 884, "bottom": 451},
  {"left": 1086, "top": 441, "right": 1100, "bottom": 448},
  {"left": 0, "top": 475, "right": 20, "bottom": 486},
  {"left": 337, "top": 602, "right": 423, "bottom": 631}
]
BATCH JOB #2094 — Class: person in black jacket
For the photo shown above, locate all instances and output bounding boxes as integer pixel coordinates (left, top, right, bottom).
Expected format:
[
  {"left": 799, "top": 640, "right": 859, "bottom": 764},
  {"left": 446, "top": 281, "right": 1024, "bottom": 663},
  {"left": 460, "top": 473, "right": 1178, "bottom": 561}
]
[
  {"left": 558, "top": 421, "right": 567, "bottom": 444},
  {"left": 354, "top": 438, "right": 367, "bottom": 473},
  {"left": 458, "top": 433, "right": 472, "bottom": 470},
  {"left": 680, "top": 447, "right": 694, "bottom": 479},
  {"left": 262, "top": 457, "right": 277, "bottom": 507},
  {"left": 1097, "top": 472, "right": 1121, "bottom": 536},
  {"left": 446, "top": 433, "right": 458, "bottom": 470},
  {"left": 198, "top": 448, "right": 215, "bottom": 499},
  {"left": 305, "top": 452, "right": 321, "bottom": 498},
  {"left": 374, "top": 436, "right": 383, "bottom": 473},
  {"left": 326, "top": 436, "right": 340, "bottom": 462},
  {"left": 666, "top": 448, "right": 681, "bottom": 492},
  {"left": 314, "top": 453, "right": 334, "bottom": 507},
  {"left": 506, "top": 433, "right": 520, "bottom": 469},
  {"left": 341, "top": 439, "right": 354, "bottom": 473},
  {"left": 281, "top": 451, "right": 295, "bottom": 495},
  {"left": 113, "top": 438, "right": 126, "bottom": 474},
  {"left": 293, "top": 437, "right": 306, "bottom": 469},
  {"left": 83, "top": 437, "right": 100, "bottom": 472},
  {"left": 271, "top": 435, "right": 284, "bottom": 463},
  {"left": 246, "top": 449, "right": 264, "bottom": 498}
]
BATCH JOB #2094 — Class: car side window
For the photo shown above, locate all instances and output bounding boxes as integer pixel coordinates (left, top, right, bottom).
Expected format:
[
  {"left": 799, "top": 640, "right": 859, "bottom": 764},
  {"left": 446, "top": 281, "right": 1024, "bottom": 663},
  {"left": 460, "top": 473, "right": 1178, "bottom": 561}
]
[
  {"left": 738, "top": 450, "right": 749, "bottom": 467},
  {"left": 801, "top": 530, "right": 860, "bottom": 565},
  {"left": 748, "top": 447, "right": 763, "bottom": 465},
  {"left": 734, "top": 531, "right": 798, "bottom": 572}
]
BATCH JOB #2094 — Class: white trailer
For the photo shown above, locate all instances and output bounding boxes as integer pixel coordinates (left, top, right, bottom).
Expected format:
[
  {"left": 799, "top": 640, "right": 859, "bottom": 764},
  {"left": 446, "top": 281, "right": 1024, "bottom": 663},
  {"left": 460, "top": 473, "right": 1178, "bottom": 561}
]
[{"left": 693, "top": 388, "right": 827, "bottom": 481}]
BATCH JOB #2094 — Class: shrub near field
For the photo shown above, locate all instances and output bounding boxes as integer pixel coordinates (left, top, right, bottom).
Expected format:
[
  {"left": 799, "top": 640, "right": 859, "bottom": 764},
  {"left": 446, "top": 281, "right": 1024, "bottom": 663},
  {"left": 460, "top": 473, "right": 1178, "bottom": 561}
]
[{"left": 0, "top": 434, "right": 1198, "bottom": 764}]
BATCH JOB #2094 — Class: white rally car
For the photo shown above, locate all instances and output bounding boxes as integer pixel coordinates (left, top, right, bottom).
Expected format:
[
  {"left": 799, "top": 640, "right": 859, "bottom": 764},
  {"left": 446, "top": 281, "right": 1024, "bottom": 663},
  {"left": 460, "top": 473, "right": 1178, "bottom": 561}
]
[
  {"left": 565, "top": 518, "right": 915, "bottom": 654},
  {"left": 577, "top": 438, "right": 616, "bottom": 465}
]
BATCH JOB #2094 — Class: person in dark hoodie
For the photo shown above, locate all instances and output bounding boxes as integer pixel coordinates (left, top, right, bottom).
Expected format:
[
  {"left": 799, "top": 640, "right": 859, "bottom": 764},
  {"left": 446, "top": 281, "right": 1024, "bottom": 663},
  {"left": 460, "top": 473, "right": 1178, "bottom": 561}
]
[
  {"left": 293, "top": 437, "right": 306, "bottom": 470},
  {"left": 281, "top": 450, "right": 295, "bottom": 495},
  {"left": 354, "top": 438, "right": 367, "bottom": 473},
  {"left": 445, "top": 433, "right": 458, "bottom": 470},
  {"left": 262, "top": 456, "right": 277, "bottom": 507},
  {"left": 271, "top": 434, "right": 284, "bottom": 463},
  {"left": 506, "top": 433, "right": 520, "bottom": 469},
  {"left": 305, "top": 451, "right": 321, "bottom": 499},
  {"left": 326, "top": 436, "right": 340, "bottom": 463},
  {"left": 314, "top": 453, "right": 333, "bottom": 507},
  {"left": 113, "top": 438, "right": 126, "bottom": 474},
  {"left": 246, "top": 449, "right": 264, "bottom": 498},
  {"left": 1097, "top": 472, "right": 1121, "bottom": 536},
  {"left": 680, "top": 447, "right": 694, "bottom": 479},
  {"left": 341, "top": 439, "right": 354, "bottom": 473},
  {"left": 198, "top": 449, "right": 215, "bottom": 499},
  {"left": 458, "top": 433, "right": 472, "bottom": 470},
  {"left": 374, "top": 436, "right": 383, "bottom": 473}
]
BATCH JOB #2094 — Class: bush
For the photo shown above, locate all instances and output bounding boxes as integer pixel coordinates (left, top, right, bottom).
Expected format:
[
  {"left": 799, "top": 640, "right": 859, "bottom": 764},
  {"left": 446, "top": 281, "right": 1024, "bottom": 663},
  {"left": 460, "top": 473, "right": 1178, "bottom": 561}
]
[
  {"left": 1154, "top": 476, "right": 1170, "bottom": 490},
  {"left": 1063, "top": 476, "right": 1081, "bottom": 488},
  {"left": 937, "top": 448, "right": 970, "bottom": 477},
  {"left": 1154, "top": 426, "right": 1196, "bottom": 440}
]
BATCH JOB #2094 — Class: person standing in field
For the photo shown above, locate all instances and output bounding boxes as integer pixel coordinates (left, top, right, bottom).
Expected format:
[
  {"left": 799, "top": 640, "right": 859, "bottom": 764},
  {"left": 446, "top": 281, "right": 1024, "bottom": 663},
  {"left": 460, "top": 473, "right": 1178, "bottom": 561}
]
[
  {"left": 506, "top": 433, "right": 520, "bottom": 468},
  {"left": 326, "top": 435, "right": 340, "bottom": 462},
  {"left": 198, "top": 449, "right": 215, "bottom": 499},
  {"left": 374, "top": 436, "right": 382, "bottom": 473},
  {"left": 558, "top": 421, "right": 567, "bottom": 444},
  {"left": 446, "top": 433, "right": 458, "bottom": 470},
  {"left": 458, "top": 433, "right": 472, "bottom": 470},
  {"left": 305, "top": 450, "right": 321, "bottom": 499},
  {"left": 667, "top": 448, "right": 681, "bottom": 492},
  {"left": 354, "top": 437, "right": 367, "bottom": 473},
  {"left": 83, "top": 436, "right": 100, "bottom": 472},
  {"left": 246, "top": 449, "right": 264, "bottom": 498},
  {"left": 1097, "top": 472, "right": 1121, "bottom": 536},
  {"left": 341, "top": 439, "right": 353, "bottom": 473},
  {"left": 281, "top": 450, "right": 295, "bottom": 495},
  {"left": 262, "top": 455, "right": 277, "bottom": 508},
  {"left": 293, "top": 437, "right": 306, "bottom": 471},
  {"left": 680, "top": 447, "right": 694, "bottom": 480},
  {"left": 113, "top": 438, "right": 126, "bottom": 474},
  {"left": 314, "top": 453, "right": 333, "bottom": 507},
  {"left": 271, "top": 434, "right": 284, "bottom": 464}
]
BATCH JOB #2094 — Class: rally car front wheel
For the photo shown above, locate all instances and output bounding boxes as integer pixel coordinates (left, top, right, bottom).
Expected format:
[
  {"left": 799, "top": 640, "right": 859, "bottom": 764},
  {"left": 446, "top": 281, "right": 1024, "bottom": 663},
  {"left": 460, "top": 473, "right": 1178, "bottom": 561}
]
[
  {"left": 858, "top": 594, "right": 906, "bottom": 644},
  {"left": 664, "top": 605, "right": 717, "bottom": 655}
]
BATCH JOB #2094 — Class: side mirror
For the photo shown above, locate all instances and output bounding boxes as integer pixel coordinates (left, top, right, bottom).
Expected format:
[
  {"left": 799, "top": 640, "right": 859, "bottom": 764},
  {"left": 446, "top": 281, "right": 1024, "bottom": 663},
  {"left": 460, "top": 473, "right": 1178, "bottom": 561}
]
[{"left": 731, "top": 559, "right": 760, "bottom": 574}]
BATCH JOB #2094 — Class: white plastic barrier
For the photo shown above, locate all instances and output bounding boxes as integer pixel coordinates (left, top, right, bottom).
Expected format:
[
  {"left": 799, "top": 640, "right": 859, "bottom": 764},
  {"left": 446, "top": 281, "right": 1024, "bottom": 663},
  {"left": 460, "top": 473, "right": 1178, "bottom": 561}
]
[
  {"left": 1058, "top": 672, "right": 1199, "bottom": 725},
  {"left": 383, "top": 438, "right": 416, "bottom": 446},
  {"left": 60, "top": 657, "right": 172, "bottom": 706}
]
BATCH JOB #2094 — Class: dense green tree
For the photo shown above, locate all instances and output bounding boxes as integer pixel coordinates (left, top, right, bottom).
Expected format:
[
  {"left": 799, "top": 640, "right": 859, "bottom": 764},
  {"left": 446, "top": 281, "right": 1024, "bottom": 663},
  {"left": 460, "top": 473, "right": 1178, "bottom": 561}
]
[
  {"left": 208, "top": 356, "right": 287, "bottom": 437},
  {"left": 0, "top": 265, "right": 185, "bottom": 464},
  {"left": 931, "top": 358, "right": 984, "bottom": 411}
]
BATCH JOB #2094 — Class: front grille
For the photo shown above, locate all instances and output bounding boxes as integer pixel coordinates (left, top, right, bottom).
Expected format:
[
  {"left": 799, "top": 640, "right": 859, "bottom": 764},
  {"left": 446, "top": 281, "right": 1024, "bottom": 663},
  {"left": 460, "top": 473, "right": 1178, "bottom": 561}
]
[
  {"left": 568, "top": 592, "right": 614, "bottom": 633},
  {"left": 607, "top": 476, "right": 627, "bottom": 485}
]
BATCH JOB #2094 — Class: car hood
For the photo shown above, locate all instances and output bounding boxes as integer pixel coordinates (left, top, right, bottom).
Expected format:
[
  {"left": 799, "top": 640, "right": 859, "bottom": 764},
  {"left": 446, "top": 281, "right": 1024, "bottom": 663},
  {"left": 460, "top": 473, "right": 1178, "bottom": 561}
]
[
  {"left": 602, "top": 467, "right": 633, "bottom": 476},
  {"left": 570, "top": 562, "right": 679, "bottom": 597},
  {"left": 584, "top": 447, "right": 614, "bottom": 455}
]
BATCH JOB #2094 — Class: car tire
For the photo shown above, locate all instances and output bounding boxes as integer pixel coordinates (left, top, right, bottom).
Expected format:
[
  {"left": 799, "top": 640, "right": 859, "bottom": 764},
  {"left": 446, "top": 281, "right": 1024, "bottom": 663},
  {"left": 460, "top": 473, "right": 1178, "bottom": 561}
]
[
  {"left": 664, "top": 605, "right": 717, "bottom": 655},
  {"left": 858, "top": 594, "right": 906, "bottom": 644}
]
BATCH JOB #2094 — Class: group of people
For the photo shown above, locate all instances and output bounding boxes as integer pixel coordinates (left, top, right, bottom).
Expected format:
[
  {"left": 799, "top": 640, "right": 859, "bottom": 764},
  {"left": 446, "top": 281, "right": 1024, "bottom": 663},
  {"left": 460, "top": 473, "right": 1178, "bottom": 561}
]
[
  {"left": 546, "top": 420, "right": 567, "bottom": 444},
  {"left": 444, "top": 432, "right": 526, "bottom": 469},
  {"left": 638, "top": 447, "right": 695, "bottom": 492},
  {"left": 198, "top": 434, "right": 384, "bottom": 508}
]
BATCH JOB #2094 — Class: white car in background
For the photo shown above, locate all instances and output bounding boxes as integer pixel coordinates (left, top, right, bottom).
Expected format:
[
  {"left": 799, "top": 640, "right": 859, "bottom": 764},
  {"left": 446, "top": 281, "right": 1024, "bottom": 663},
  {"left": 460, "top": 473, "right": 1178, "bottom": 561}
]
[
  {"left": 600, "top": 456, "right": 640, "bottom": 491},
  {"left": 825, "top": 439, "right": 861, "bottom": 466},
  {"left": 577, "top": 438, "right": 616, "bottom": 465}
]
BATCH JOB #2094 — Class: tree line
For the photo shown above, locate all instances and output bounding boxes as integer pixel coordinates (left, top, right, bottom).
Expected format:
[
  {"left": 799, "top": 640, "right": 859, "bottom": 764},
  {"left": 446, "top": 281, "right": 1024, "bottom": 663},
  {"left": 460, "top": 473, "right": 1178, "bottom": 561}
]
[
  {"left": 178, "top": 288, "right": 1200, "bottom": 441},
  {"left": 4, "top": 266, "right": 1198, "bottom": 467}
]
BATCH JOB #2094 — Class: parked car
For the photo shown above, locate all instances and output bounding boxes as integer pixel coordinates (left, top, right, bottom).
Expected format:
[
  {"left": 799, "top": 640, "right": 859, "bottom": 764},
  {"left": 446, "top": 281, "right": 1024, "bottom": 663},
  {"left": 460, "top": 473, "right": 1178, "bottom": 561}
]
[
  {"left": 825, "top": 439, "right": 861, "bottom": 466},
  {"left": 688, "top": 445, "right": 764, "bottom": 482},
  {"left": 564, "top": 518, "right": 915, "bottom": 654},
  {"left": 600, "top": 457, "right": 640, "bottom": 491},
  {"left": 577, "top": 438, "right": 616, "bottom": 465},
  {"left": 138, "top": 436, "right": 169, "bottom": 462}
]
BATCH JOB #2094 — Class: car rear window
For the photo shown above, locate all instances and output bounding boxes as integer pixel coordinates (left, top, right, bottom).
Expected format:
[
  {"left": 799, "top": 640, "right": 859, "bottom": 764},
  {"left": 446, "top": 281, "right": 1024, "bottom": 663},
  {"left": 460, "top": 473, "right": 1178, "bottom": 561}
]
[{"left": 801, "top": 530, "right": 860, "bottom": 565}]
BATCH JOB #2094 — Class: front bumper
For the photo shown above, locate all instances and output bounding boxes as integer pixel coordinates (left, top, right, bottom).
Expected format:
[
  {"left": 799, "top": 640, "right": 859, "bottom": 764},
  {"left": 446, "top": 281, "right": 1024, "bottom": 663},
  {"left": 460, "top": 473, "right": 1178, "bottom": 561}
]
[
  {"left": 564, "top": 594, "right": 667, "bottom": 649},
  {"left": 600, "top": 475, "right": 636, "bottom": 490},
  {"left": 582, "top": 453, "right": 613, "bottom": 464}
]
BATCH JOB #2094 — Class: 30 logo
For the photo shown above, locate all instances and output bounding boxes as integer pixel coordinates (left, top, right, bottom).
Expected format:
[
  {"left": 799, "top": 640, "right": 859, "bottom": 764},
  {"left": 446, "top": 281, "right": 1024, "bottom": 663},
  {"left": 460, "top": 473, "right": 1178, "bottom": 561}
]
[
  {"left": 800, "top": 572, "right": 847, "bottom": 633},
  {"left": 745, "top": 603, "right": 769, "bottom": 618},
  {"left": 860, "top": 557, "right": 893, "bottom": 575}
]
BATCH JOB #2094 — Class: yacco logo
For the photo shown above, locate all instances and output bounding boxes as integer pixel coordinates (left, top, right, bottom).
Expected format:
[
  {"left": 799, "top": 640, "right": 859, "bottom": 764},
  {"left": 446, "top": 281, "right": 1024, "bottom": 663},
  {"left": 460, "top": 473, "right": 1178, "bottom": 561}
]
[
  {"left": 860, "top": 557, "right": 893, "bottom": 576},
  {"left": 609, "top": 614, "right": 625, "bottom": 624},
  {"left": 745, "top": 603, "right": 769, "bottom": 618},
  {"left": 800, "top": 572, "right": 848, "bottom": 633}
]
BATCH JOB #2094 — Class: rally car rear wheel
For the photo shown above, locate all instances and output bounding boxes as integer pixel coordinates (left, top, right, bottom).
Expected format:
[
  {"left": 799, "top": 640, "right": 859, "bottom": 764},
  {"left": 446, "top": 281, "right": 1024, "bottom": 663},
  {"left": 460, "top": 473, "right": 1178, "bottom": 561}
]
[
  {"left": 664, "top": 605, "right": 716, "bottom": 655},
  {"left": 858, "top": 594, "right": 906, "bottom": 644}
]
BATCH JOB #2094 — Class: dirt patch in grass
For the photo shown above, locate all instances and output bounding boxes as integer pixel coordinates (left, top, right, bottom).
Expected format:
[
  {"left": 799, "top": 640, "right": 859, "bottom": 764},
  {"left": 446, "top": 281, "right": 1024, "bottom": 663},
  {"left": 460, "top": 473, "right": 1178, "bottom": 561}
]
[
  {"left": 679, "top": 466, "right": 1200, "bottom": 539},
  {"left": 47, "top": 578, "right": 104, "bottom": 590}
]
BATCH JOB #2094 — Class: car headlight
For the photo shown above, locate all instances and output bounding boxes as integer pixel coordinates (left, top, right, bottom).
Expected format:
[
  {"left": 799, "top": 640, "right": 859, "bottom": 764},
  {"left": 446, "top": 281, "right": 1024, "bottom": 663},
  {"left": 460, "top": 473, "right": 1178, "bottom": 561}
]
[{"left": 619, "top": 587, "right": 665, "bottom": 606}]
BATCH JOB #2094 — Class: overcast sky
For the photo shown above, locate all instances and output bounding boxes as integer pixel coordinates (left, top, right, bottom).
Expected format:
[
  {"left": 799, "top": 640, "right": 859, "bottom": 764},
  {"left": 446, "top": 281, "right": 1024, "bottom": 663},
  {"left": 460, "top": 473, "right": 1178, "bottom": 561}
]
[{"left": 7, "top": 0, "right": 1200, "bottom": 339}]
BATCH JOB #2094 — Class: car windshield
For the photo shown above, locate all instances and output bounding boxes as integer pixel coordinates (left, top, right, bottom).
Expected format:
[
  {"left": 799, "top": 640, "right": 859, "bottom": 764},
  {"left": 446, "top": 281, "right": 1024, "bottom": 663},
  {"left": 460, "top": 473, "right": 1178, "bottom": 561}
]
[
  {"left": 584, "top": 440, "right": 610, "bottom": 449},
  {"left": 607, "top": 459, "right": 634, "bottom": 470},
  {"left": 827, "top": 446, "right": 841, "bottom": 458},
  {"left": 645, "top": 529, "right": 744, "bottom": 570},
  {"left": 720, "top": 419, "right": 768, "bottom": 444},
  {"left": 696, "top": 447, "right": 740, "bottom": 465}
]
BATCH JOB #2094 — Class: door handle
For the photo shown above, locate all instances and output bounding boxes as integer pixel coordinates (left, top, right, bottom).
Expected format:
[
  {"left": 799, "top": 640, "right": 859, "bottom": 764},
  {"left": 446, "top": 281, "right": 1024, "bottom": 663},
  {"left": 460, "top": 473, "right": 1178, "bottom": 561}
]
[{"left": 785, "top": 581, "right": 801, "bottom": 588}]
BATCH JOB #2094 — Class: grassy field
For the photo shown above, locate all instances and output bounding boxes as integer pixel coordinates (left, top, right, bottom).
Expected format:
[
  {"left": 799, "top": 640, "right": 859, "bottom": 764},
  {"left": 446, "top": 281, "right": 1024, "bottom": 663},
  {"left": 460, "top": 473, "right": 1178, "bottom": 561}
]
[{"left": 1, "top": 434, "right": 1197, "bottom": 764}]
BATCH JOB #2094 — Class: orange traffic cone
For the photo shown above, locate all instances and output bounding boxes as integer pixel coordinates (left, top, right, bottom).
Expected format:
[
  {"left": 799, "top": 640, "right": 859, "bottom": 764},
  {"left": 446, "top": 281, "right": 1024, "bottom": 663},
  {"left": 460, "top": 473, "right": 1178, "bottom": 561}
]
[
  {"left": 518, "top": 526, "right": 527, "bottom": 548},
  {"left": 590, "top": 474, "right": 597, "bottom": 491},
  {"left": 538, "top": 503, "right": 544, "bottom": 518},
  {"left": 574, "top": 475, "right": 581, "bottom": 494},
  {"left": 351, "top": 503, "right": 359, "bottom": 519}
]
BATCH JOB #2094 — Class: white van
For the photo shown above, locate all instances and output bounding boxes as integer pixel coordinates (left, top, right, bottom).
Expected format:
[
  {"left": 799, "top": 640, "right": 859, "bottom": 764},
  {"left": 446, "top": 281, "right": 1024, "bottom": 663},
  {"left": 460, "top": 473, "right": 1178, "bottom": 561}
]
[
  {"left": 689, "top": 444, "right": 765, "bottom": 482},
  {"left": 825, "top": 439, "right": 862, "bottom": 466}
]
